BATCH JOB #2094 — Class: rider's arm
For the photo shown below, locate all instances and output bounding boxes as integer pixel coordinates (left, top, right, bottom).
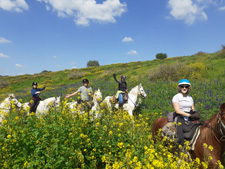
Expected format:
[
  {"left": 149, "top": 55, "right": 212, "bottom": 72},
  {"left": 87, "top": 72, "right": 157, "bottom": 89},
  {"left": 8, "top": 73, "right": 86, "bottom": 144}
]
[
  {"left": 66, "top": 90, "right": 79, "bottom": 98},
  {"left": 173, "top": 102, "right": 191, "bottom": 117},
  {"left": 38, "top": 85, "right": 46, "bottom": 91},
  {"left": 191, "top": 104, "right": 195, "bottom": 112},
  {"left": 113, "top": 75, "right": 120, "bottom": 83}
]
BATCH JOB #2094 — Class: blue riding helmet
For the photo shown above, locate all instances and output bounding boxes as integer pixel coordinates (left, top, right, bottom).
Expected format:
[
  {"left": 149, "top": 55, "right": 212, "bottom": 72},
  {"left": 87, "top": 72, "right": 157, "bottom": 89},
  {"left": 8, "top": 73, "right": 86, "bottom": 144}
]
[{"left": 178, "top": 79, "right": 191, "bottom": 86}]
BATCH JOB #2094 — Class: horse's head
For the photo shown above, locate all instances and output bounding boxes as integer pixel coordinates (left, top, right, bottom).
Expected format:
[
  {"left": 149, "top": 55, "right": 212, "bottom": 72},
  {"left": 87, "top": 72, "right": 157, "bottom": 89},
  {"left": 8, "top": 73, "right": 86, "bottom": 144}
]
[
  {"left": 138, "top": 83, "right": 147, "bottom": 98},
  {"left": 219, "top": 103, "right": 225, "bottom": 123},
  {"left": 7, "top": 94, "right": 22, "bottom": 109},
  {"left": 8, "top": 94, "right": 15, "bottom": 100},
  {"left": 94, "top": 89, "right": 102, "bottom": 102},
  {"left": 219, "top": 103, "right": 225, "bottom": 139},
  {"left": 55, "top": 96, "right": 61, "bottom": 107}
]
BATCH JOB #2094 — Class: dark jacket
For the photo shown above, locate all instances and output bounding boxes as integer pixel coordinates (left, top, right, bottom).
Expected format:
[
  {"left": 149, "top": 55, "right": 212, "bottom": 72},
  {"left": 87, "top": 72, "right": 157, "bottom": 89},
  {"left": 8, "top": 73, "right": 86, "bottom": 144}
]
[
  {"left": 114, "top": 76, "right": 127, "bottom": 92},
  {"left": 31, "top": 87, "right": 45, "bottom": 100}
]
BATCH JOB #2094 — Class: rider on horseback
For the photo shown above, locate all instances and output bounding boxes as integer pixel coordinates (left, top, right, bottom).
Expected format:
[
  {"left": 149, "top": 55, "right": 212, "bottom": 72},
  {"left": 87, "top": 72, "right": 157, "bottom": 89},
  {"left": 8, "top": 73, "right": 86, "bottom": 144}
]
[
  {"left": 172, "top": 79, "right": 201, "bottom": 147},
  {"left": 66, "top": 79, "right": 93, "bottom": 111},
  {"left": 30, "top": 82, "right": 46, "bottom": 113},
  {"left": 113, "top": 74, "right": 128, "bottom": 108}
]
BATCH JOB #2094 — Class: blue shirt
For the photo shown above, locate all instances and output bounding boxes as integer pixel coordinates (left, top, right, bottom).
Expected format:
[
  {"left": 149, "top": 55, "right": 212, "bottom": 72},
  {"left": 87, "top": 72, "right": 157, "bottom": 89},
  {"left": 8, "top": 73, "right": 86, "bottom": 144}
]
[{"left": 31, "top": 87, "right": 45, "bottom": 99}]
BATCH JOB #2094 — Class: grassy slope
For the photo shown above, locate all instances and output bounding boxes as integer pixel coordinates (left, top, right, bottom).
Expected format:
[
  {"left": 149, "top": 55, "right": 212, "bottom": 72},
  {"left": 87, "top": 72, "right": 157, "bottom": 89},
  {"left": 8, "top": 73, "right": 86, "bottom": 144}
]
[{"left": 0, "top": 52, "right": 225, "bottom": 105}]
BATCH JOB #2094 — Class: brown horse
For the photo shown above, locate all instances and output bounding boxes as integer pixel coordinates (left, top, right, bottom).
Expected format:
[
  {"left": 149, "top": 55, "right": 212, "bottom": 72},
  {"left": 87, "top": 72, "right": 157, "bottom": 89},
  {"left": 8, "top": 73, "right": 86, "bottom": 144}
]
[{"left": 152, "top": 103, "right": 225, "bottom": 168}]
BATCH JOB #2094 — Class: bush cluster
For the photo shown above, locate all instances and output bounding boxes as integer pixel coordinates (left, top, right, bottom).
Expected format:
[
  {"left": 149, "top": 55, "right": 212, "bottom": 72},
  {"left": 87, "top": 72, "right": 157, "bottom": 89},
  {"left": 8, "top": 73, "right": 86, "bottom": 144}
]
[
  {"left": 0, "top": 80, "right": 10, "bottom": 89},
  {"left": 67, "top": 71, "right": 86, "bottom": 80},
  {"left": 149, "top": 62, "right": 207, "bottom": 81}
]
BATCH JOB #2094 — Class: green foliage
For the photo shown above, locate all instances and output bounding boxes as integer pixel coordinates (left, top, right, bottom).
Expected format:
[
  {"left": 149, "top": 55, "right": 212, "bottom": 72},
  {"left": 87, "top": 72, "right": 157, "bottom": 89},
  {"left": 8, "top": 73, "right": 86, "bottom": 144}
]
[
  {"left": 67, "top": 71, "right": 86, "bottom": 80},
  {"left": 1, "top": 99, "right": 224, "bottom": 168},
  {"left": 149, "top": 62, "right": 207, "bottom": 81},
  {"left": 87, "top": 60, "right": 100, "bottom": 67},
  {"left": 156, "top": 53, "right": 167, "bottom": 60},
  {"left": 0, "top": 80, "right": 10, "bottom": 89}
]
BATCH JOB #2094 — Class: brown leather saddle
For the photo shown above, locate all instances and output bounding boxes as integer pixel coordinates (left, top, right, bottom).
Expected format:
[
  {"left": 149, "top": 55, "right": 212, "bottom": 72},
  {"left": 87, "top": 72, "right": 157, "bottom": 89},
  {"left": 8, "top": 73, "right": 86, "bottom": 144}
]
[{"left": 110, "top": 93, "right": 128, "bottom": 104}]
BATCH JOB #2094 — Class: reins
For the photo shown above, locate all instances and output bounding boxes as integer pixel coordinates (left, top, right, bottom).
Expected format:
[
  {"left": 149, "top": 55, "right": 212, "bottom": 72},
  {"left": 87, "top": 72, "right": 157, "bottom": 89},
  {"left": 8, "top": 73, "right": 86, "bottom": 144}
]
[{"left": 205, "top": 112, "right": 225, "bottom": 149}]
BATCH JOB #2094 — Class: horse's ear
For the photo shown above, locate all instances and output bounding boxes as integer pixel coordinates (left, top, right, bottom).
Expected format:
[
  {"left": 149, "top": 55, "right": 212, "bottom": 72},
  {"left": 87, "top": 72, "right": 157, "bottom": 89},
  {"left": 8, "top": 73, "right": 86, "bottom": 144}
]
[
  {"left": 98, "top": 89, "right": 100, "bottom": 92},
  {"left": 220, "top": 103, "right": 225, "bottom": 112}
]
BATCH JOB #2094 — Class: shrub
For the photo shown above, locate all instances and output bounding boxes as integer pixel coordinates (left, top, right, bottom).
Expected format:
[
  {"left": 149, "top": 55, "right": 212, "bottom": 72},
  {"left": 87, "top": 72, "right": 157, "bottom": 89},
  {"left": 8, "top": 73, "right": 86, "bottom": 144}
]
[
  {"left": 149, "top": 62, "right": 188, "bottom": 81},
  {"left": 68, "top": 71, "right": 86, "bottom": 80},
  {"left": 87, "top": 60, "right": 100, "bottom": 67},
  {"left": 0, "top": 79, "right": 10, "bottom": 89},
  {"left": 194, "top": 51, "right": 207, "bottom": 56},
  {"left": 156, "top": 53, "right": 167, "bottom": 60},
  {"left": 149, "top": 62, "right": 207, "bottom": 81}
]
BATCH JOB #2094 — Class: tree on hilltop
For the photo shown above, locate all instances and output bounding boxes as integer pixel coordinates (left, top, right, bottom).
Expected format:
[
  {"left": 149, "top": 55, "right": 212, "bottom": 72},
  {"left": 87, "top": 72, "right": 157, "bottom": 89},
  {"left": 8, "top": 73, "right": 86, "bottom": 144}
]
[{"left": 87, "top": 60, "right": 100, "bottom": 67}]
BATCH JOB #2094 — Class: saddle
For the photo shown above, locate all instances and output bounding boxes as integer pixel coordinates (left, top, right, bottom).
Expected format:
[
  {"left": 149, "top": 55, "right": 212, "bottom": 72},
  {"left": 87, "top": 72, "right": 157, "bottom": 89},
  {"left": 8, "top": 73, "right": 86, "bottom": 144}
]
[
  {"left": 110, "top": 93, "right": 128, "bottom": 104},
  {"left": 162, "top": 112, "right": 202, "bottom": 150}
]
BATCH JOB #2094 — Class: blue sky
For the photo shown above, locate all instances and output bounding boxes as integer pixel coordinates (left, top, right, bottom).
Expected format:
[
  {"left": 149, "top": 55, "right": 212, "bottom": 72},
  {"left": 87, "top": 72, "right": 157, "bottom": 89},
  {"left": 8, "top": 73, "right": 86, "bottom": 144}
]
[{"left": 0, "top": 0, "right": 225, "bottom": 76}]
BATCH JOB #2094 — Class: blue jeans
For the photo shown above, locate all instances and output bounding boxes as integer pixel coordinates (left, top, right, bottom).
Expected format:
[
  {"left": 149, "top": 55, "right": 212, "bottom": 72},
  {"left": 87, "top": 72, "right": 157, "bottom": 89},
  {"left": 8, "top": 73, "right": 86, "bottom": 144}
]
[{"left": 118, "top": 93, "right": 123, "bottom": 104}]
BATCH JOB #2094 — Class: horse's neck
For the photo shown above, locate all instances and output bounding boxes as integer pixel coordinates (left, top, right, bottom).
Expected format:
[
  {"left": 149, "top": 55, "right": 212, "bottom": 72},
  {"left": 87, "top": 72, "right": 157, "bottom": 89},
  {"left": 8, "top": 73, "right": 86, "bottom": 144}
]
[
  {"left": 128, "top": 87, "right": 138, "bottom": 103},
  {"left": 0, "top": 98, "right": 10, "bottom": 108},
  {"left": 204, "top": 113, "right": 224, "bottom": 150},
  {"left": 93, "top": 96, "right": 99, "bottom": 107},
  {"left": 44, "top": 98, "right": 55, "bottom": 105}
]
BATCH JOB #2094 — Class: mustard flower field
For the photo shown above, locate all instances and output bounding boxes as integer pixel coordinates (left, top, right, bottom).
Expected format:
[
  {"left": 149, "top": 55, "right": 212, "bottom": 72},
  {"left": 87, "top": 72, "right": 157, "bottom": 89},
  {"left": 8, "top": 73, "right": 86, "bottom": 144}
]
[{"left": 0, "top": 97, "right": 224, "bottom": 169}]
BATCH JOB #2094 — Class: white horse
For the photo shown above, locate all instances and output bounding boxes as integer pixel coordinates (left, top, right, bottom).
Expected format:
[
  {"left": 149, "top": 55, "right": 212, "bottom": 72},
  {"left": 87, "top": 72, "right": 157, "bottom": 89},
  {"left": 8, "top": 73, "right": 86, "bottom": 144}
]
[
  {"left": 89, "top": 89, "right": 103, "bottom": 119},
  {"left": 0, "top": 94, "right": 22, "bottom": 124},
  {"left": 23, "top": 97, "right": 61, "bottom": 116},
  {"left": 103, "top": 83, "right": 147, "bottom": 116},
  {"left": 67, "top": 89, "right": 102, "bottom": 116}
]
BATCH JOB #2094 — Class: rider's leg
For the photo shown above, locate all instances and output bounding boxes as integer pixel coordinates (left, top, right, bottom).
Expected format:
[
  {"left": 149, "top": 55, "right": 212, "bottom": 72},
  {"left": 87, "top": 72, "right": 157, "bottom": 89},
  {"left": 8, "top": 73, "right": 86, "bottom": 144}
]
[
  {"left": 30, "top": 100, "right": 39, "bottom": 113},
  {"left": 118, "top": 93, "right": 123, "bottom": 108},
  {"left": 176, "top": 116, "right": 185, "bottom": 147}
]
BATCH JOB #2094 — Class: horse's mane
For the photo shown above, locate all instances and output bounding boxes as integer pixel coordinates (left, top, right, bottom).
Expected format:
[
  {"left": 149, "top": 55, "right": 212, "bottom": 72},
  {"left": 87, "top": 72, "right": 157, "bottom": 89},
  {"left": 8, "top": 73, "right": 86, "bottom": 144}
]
[
  {"left": 129, "top": 85, "right": 139, "bottom": 95},
  {"left": 203, "top": 112, "right": 219, "bottom": 128}
]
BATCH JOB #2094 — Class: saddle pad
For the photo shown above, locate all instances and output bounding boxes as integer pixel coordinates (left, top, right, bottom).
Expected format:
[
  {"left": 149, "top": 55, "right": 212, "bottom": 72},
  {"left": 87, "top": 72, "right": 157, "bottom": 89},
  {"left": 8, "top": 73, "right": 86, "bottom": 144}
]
[{"left": 161, "top": 122, "right": 201, "bottom": 150}]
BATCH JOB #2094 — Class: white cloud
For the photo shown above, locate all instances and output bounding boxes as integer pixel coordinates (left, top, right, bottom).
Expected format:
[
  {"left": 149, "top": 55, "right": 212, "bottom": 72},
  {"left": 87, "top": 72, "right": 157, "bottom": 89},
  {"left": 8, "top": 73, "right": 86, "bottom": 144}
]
[
  {"left": 72, "top": 66, "right": 77, "bottom": 69},
  {"left": 53, "top": 56, "right": 57, "bottom": 59},
  {"left": 0, "top": 0, "right": 29, "bottom": 12},
  {"left": 0, "top": 53, "right": 9, "bottom": 58},
  {"left": 122, "top": 37, "right": 134, "bottom": 42},
  {"left": 15, "top": 63, "right": 23, "bottom": 68},
  {"left": 0, "top": 37, "right": 12, "bottom": 43},
  {"left": 127, "top": 50, "right": 138, "bottom": 55},
  {"left": 168, "top": 0, "right": 208, "bottom": 25},
  {"left": 219, "top": 6, "right": 225, "bottom": 10},
  {"left": 37, "top": 0, "right": 127, "bottom": 26}
]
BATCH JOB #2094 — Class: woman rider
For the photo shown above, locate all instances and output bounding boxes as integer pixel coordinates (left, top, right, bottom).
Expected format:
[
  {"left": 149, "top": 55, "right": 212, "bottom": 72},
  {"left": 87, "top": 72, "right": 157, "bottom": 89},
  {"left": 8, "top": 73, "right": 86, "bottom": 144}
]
[
  {"left": 30, "top": 82, "right": 46, "bottom": 113},
  {"left": 113, "top": 74, "right": 128, "bottom": 108},
  {"left": 65, "top": 79, "right": 93, "bottom": 111},
  {"left": 172, "top": 79, "right": 201, "bottom": 147}
]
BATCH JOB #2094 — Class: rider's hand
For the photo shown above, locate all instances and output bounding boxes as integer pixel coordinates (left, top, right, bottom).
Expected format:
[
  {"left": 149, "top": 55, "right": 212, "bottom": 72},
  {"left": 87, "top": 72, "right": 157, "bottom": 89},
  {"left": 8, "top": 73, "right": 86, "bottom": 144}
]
[
  {"left": 65, "top": 95, "right": 70, "bottom": 98},
  {"left": 35, "top": 91, "right": 41, "bottom": 94},
  {"left": 190, "top": 112, "right": 202, "bottom": 119},
  {"left": 44, "top": 84, "right": 46, "bottom": 87}
]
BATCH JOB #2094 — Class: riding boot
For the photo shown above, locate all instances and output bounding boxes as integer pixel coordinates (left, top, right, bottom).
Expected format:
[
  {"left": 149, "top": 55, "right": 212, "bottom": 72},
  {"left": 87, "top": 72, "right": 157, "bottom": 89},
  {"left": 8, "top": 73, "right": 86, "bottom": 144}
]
[{"left": 119, "top": 103, "right": 123, "bottom": 112}]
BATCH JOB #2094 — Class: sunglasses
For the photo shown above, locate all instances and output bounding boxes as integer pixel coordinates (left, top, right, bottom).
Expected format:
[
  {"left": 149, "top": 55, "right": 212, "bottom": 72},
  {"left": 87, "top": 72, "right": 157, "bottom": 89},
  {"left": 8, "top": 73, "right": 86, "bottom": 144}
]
[{"left": 180, "top": 85, "right": 189, "bottom": 89}]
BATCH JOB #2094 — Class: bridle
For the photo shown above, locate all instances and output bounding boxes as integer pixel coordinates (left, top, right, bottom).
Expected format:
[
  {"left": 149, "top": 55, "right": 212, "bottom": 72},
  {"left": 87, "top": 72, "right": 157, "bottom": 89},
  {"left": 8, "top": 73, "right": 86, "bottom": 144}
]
[
  {"left": 206, "top": 112, "right": 225, "bottom": 148},
  {"left": 218, "top": 112, "right": 225, "bottom": 142}
]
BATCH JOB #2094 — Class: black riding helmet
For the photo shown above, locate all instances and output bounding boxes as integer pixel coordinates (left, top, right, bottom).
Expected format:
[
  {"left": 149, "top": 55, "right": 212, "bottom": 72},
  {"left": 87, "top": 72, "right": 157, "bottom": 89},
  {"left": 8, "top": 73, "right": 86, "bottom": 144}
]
[
  {"left": 121, "top": 75, "right": 126, "bottom": 79},
  {"left": 32, "top": 82, "right": 38, "bottom": 86},
  {"left": 83, "top": 79, "right": 89, "bottom": 84}
]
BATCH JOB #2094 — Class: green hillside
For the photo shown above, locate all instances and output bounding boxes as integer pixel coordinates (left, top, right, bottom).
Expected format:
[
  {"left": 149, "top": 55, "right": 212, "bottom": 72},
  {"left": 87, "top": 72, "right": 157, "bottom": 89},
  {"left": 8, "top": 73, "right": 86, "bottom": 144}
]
[
  {"left": 1, "top": 49, "right": 225, "bottom": 167},
  {"left": 1, "top": 49, "right": 225, "bottom": 117}
]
